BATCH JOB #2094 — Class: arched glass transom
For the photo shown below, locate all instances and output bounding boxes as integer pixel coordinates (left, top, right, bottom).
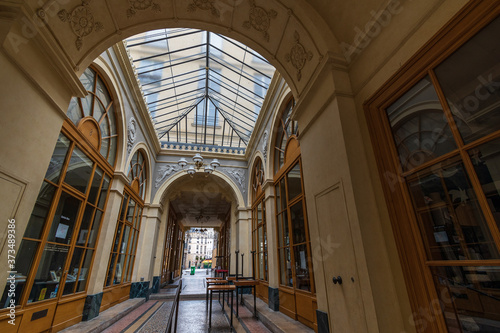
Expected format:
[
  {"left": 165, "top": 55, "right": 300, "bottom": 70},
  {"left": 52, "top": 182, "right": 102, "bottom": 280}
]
[
  {"left": 66, "top": 67, "right": 118, "bottom": 166},
  {"left": 127, "top": 150, "right": 147, "bottom": 200}
]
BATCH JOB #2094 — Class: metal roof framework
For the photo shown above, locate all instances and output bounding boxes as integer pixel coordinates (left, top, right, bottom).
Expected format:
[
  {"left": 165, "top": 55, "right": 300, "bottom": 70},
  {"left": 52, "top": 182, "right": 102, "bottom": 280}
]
[{"left": 125, "top": 28, "right": 275, "bottom": 150}]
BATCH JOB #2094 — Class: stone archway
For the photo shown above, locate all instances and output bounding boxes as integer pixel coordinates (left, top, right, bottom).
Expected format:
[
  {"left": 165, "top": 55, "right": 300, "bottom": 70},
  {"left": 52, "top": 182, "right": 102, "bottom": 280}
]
[{"left": 6, "top": 0, "right": 341, "bottom": 100}]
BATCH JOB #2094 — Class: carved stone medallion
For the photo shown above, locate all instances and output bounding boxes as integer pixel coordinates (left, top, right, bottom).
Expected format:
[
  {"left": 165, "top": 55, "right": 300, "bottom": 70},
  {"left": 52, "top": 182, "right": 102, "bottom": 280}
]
[
  {"left": 187, "top": 0, "right": 220, "bottom": 17},
  {"left": 285, "top": 31, "right": 313, "bottom": 81},
  {"left": 243, "top": 0, "right": 277, "bottom": 42},
  {"left": 127, "top": 117, "right": 137, "bottom": 154},
  {"left": 58, "top": 0, "right": 103, "bottom": 50},
  {"left": 127, "top": 0, "right": 161, "bottom": 18}
]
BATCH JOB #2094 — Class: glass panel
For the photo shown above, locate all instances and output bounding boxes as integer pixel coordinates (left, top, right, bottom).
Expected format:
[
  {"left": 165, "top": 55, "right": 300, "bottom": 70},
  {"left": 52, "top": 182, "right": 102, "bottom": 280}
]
[
  {"left": 76, "top": 249, "right": 93, "bottom": 292},
  {"left": 99, "top": 114, "right": 109, "bottom": 137},
  {"left": 258, "top": 226, "right": 263, "bottom": 253},
  {"left": 434, "top": 17, "right": 500, "bottom": 144},
  {"left": 430, "top": 266, "right": 500, "bottom": 332},
  {"left": 28, "top": 243, "right": 69, "bottom": 303},
  {"left": 259, "top": 252, "right": 264, "bottom": 280},
  {"left": 88, "top": 167, "right": 103, "bottom": 205},
  {"left": 64, "top": 147, "right": 94, "bottom": 193},
  {"left": 126, "top": 199, "right": 136, "bottom": 222},
  {"left": 47, "top": 192, "right": 81, "bottom": 245},
  {"left": 264, "top": 253, "right": 268, "bottom": 281},
  {"left": 293, "top": 244, "right": 311, "bottom": 292},
  {"left": 93, "top": 98, "right": 106, "bottom": 124},
  {"left": 469, "top": 138, "right": 500, "bottom": 232},
  {"left": 108, "top": 136, "right": 117, "bottom": 167},
  {"left": 291, "top": 200, "right": 306, "bottom": 245},
  {"left": 95, "top": 77, "right": 111, "bottom": 110},
  {"left": 112, "top": 223, "right": 123, "bottom": 253},
  {"left": 275, "top": 184, "right": 281, "bottom": 212},
  {"left": 279, "top": 248, "right": 293, "bottom": 287},
  {"left": 134, "top": 207, "right": 142, "bottom": 229},
  {"left": 100, "top": 137, "right": 109, "bottom": 162},
  {"left": 114, "top": 254, "right": 126, "bottom": 284},
  {"left": 283, "top": 210, "right": 289, "bottom": 247},
  {"left": 386, "top": 76, "right": 457, "bottom": 171},
  {"left": 121, "top": 226, "right": 131, "bottom": 254},
  {"left": 280, "top": 178, "right": 287, "bottom": 211},
  {"left": 98, "top": 174, "right": 110, "bottom": 209},
  {"left": 257, "top": 202, "right": 262, "bottom": 224},
  {"left": 66, "top": 98, "right": 81, "bottom": 125},
  {"left": 87, "top": 209, "right": 102, "bottom": 248},
  {"left": 287, "top": 163, "right": 302, "bottom": 201},
  {"left": 77, "top": 205, "right": 94, "bottom": 246},
  {"left": 105, "top": 253, "right": 116, "bottom": 287},
  {"left": 0, "top": 240, "right": 38, "bottom": 308},
  {"left": 80, "top": 93, "right": 94, "bottom": 118},
  {"left": 24, "top": 181, "right": 57, "bottom": 239},
  {"left": 80, "top": 68, "right": 95, "bottom": 91},
  {"left": 45, "top": 134, "right": 71, "bottom": 183},
  {"left": 63, "top": 247, "right": 84, "bottom": 295},
  {"left": 409, "top": 159, "right": 499, "bottom": 260}
]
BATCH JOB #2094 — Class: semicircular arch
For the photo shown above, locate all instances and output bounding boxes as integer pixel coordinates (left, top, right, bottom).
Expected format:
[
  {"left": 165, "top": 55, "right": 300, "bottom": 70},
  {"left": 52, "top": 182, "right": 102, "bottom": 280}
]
[{"left": 125, "top": 143, "right": 154, "bottom": 203}]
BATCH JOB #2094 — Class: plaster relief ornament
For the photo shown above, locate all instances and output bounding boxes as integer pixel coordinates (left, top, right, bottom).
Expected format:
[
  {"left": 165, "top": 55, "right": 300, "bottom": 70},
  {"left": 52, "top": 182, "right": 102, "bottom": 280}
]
[
  {"left": 127, "top": 0, "right": 161, "bottom": 18},
  {"left": 127, "top": 117, "right": 137, "bottom": 154},
  {"left": 243, "top": 0, "right": 277, "bottom": 42},
  {"left": 226, "top": 168, "right": 246, "bottom": 193},
  {"left": 58, "top": 0, "right": 103, "bottom": 51},
  {"left": 285, "top": 31, "right": 313, "bottom": 81},
  {"left": 155, "top": 164, "right": 179, "bottom": 188},
  {"left": 262, "top": 129, "right": 269, "bottom": 161},
  {"left": 187, "top": 0, "right": 220, "bottom": 17}
]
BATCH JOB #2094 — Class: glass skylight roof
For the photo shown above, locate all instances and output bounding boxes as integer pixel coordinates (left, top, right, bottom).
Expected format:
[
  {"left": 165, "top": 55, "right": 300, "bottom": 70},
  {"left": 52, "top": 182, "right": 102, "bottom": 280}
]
[{"left": 125, "top": 28, "right": 276, "bottom": 151}]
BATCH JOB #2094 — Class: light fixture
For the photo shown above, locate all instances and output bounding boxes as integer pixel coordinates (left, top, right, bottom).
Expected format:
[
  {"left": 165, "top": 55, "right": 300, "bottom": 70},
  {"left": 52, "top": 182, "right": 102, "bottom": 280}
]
[
  {"left": 177, "top": 154, "right": 220, "bottom": 177},
  {"left": 194, "top": 211, "right": 210, "bottom": 233}
]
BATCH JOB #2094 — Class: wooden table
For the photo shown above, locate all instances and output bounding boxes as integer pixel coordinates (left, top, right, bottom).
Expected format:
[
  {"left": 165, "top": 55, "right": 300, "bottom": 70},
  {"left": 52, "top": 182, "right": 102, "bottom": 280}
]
[
  {"left": 206, "top": 279, "right": 228, "bottom": 308},
  {"left": 207, "top": 284, "right": 236, "bottom": 330},
  {"left": 233, "top": 279, "right": 258, "bottom": 318}
]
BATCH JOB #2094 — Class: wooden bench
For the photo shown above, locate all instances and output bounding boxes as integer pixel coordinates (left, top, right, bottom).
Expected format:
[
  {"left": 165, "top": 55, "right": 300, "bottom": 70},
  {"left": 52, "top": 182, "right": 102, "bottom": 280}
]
[{"left": 207, "top": 284, "right": 236, "bottom": 329}]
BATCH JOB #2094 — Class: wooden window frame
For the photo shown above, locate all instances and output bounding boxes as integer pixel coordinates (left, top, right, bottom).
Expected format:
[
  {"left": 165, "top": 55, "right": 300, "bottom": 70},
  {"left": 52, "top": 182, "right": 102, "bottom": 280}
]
[{"left": 363, "top": 2, "right": 500, "bottom": 332}]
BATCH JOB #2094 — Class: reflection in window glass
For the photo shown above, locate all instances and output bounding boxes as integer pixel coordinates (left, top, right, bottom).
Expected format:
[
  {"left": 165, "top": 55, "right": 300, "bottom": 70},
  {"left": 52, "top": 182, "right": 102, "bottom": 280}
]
[
  {"left": 64, "top": 147, "right": 94, "bottom": 193},
  {"left": 44, "top": 134, "right": 70, "bottom": 183},
  {"left": 409, "top": 159, "right": 499, "bottom": 261},
  {"left": 0, "top": 240, "right": 38, "bottom": 308},
  {"left": 431, "top": 266, "right": 500, "bottom": 332},
  {"left": 77, "top": 249, "right": 93, "bottom": 292},
  {"left": 63, "top": 247, "right": 84, "bottom": 295},
  {"left": 469, "top": 137, "right": 500, "bottom": 232},
  {"left": 28, "top": 244, "right": 69, "bottom": 303},
  {"left": 386, "top": 76, "right": 457, "bottom": 171},
  {"left": 24, "top": 182, "right": 57, "bottom": 240},
  {"left": 434, "top": 17, "right": 500, "bottom": 144},
  {"left": 47, "top": 192, "right": 81, "bottom": 245},
  {"left": 294, "top": 244, "right": 311, "bottom": 292},
  {"left": 287, "top": 163, "right": 302, "bottom": 201}
]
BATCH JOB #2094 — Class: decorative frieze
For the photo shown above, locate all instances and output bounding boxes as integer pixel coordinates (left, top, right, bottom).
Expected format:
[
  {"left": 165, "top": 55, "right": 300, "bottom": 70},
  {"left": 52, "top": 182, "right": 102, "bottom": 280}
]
[{"left": 155, "top": 164, "right": 179, "bottom": 188}]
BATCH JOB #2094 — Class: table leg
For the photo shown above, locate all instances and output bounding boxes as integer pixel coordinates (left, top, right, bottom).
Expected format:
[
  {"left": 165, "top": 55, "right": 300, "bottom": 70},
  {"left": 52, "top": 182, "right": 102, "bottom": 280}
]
[
  {"left": 240, "top": 287, "right": 244, "bottom": 305},
  {"left": 236, "top": 287, "right": 239, "bottom": 318},
  {"left": 206, "top": 285, "right": 209, "bottom": 310},
  {"left": 222, "top": 290, "right": 225, "bottom": 311},
  {"left": 254, "top": 286, "right": 257, "bottom": 318},
  {"left": 230, "top": 288, "right": 234, "bottom": 330},
  {"left": 209, "top": 290, "right": 213, "bottom": 328}
]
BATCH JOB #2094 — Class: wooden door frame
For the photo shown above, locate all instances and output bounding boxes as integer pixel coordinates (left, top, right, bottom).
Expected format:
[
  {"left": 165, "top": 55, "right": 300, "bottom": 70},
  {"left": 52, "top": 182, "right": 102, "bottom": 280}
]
[{"left": 363, "top": 2, "right": 500, "bottom": 332}]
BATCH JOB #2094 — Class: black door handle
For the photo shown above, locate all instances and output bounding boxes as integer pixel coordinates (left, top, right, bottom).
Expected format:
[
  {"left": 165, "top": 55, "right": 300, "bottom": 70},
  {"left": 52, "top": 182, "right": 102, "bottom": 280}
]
[{"left": 332, "top": 276, "right": 342, "bottom": 285}]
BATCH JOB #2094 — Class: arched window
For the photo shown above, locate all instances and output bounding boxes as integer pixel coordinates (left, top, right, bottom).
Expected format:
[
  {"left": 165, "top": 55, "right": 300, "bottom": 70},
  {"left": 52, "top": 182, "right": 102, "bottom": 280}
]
[
  {"left": 0, "top": 67, "right": 117, "bottom": 316},
  {"left": 252, "top": 157, "right": 268, "bottom": 282},
  {"left": 66, "top": 67, "right": 118, "bottom": 166},
  {"left": 273, "top": 98, "right": 316, "bottom": 329},
  {"left": 104, "top": 150, "right": 146, "bottom": 300}
]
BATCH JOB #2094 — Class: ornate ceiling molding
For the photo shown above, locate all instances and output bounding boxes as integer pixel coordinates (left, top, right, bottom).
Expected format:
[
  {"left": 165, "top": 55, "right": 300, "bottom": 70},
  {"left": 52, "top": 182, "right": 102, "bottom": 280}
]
[
  {"left": 285, "top": 31, "right": 313, "bottom": 81},
  {"left": 187, "top": 0, "right": 220, "bottom": 17},
  {"left": 127, "top": 0, "right": 161, "bottom": 18},
  {"left": 57, "top": 0, "right": 103, "bottom": 51},
  {"left": 243, "top": 0, "right": 277, "bottom": 42}
]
